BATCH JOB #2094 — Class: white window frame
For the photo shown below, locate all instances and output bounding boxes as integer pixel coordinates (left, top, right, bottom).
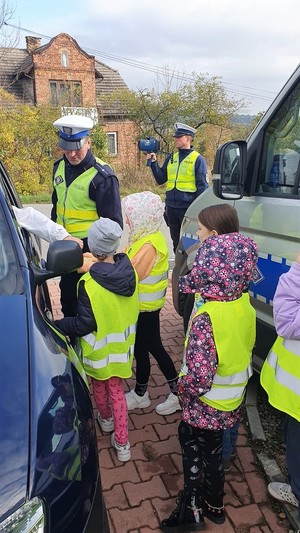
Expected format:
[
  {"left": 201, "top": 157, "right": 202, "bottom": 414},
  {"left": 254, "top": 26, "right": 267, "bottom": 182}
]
[
  {"left": 61, "top": 51, "right": 69, "bottom": 68},
  {"left": 107, "top": 132, "right": 118, "bottom": 156}
]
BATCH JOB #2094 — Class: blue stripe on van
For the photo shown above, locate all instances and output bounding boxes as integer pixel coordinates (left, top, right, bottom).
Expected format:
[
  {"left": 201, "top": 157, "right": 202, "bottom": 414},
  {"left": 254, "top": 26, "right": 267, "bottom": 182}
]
[
  {"left": 249, "top": 255, "right": 290, "bottom": 304},
  {"left": 182, "top": 234, "right": 197, "bottom": 250}
]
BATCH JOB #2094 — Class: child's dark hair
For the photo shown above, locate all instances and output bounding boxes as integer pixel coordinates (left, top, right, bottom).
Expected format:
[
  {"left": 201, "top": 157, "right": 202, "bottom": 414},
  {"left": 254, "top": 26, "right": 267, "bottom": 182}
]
[{"left": 198, "top": 204, "right": 239, "bottom": 234}]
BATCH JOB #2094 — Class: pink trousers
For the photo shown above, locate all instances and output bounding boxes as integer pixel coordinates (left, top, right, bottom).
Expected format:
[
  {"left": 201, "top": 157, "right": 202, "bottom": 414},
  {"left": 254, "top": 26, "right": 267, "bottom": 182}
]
[{"left": 91, "top": 376, "right": 128, "bottom": 445}]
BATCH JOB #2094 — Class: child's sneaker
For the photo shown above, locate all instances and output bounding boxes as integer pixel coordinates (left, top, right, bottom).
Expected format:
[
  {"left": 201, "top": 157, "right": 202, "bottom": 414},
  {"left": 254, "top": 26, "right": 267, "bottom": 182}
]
[
  {"left": 268, "top": 482, "right": 298, "bottom": 507},
  {"left": 155, "top": 393, "right": 181, "bottom": 415},
  {"left": 111, "top": 432, "right": 131, "bottom": 462},
  {"left": 97, "top": 413, "right": 114, "bottom": 433},
  {"left": 126, "top": 389, "right": 151, "bottom": 410}
]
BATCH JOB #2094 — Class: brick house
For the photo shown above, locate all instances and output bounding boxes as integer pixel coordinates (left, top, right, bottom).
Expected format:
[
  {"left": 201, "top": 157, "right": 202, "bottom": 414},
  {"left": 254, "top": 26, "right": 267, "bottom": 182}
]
[{"left": 0, "top": 33, "right": 139, "bottom": 169}]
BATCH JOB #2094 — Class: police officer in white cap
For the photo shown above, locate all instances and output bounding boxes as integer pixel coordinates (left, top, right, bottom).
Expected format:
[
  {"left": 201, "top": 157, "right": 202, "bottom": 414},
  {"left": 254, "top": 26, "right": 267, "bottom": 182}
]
[
  {"left": 51, "top": 114, "right": 122, "bottom": 318},
  {"left": 148, "top": 122, "right": 208, "bottom": 253}
]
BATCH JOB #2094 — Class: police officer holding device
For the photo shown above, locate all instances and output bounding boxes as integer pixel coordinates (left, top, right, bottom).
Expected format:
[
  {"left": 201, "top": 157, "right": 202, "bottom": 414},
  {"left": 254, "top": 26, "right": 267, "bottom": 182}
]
[
  {"left": 147, "top": 123, "right": 208, "bottom": 254},
  {"left": 51, "top": 114, "right": 122, "bottom": 318}
]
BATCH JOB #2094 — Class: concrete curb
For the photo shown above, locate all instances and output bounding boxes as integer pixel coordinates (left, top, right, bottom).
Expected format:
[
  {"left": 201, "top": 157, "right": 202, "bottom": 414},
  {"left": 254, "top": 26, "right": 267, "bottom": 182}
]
[{"left": 245, "top": 375, "right": 300, "bottom": 532}]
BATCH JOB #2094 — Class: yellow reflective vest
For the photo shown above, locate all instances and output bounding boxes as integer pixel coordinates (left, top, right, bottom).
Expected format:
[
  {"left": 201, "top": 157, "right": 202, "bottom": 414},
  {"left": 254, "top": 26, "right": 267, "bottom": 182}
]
[
  {"left": 182, "top": 293, "right": 255, "bottom": 411},
  {"left": 79, "top": 272, "right": 139, "bottom": 380},
  {"left": 166, "top": 151, "right": 199, "bottom": 193},
  {"left": 53, "top": 157, "right": 109, "bottom": 238},
  {"left": 126, "top": 231, "right": 169, "bottom": 311},
  {"left": 260, "top": 336, "right": 300, "bottom": 422}
]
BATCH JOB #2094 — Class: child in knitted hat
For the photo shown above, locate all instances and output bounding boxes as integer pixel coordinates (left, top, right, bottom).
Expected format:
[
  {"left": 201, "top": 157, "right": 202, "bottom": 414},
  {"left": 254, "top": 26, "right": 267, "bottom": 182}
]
[{"left": 55, "top": 218, "right": 139, "bottom": 462}]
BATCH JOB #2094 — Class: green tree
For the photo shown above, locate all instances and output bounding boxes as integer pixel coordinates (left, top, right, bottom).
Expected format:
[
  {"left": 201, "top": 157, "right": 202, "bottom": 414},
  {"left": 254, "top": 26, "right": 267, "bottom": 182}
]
[
  {"left": 0, "top": 104, "right": 57, "bottom": 194},
  {"left": 89, "top": 125, "right": 108, "bottom": 157},
  {"left": 104, "top": 73, "right": 248, "bottom": 170},
  {"left": 0, "top": 91, "right": 109, "bottom": 196}
]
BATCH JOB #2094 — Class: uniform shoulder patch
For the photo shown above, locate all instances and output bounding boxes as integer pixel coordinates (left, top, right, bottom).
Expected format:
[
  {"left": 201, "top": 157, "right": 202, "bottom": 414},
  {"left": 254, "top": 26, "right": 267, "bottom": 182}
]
[{"left": 54, "top": 175, "right": 64, "bottom": 185}]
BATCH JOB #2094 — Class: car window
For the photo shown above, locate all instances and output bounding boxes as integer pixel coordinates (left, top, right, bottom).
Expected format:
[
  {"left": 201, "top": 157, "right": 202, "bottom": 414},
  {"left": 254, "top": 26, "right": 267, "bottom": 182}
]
[
  {"left": 0, "top": 206, "right": 23, "bottom": 296},
  {"left": 258, "top": 81, "right": 300, "bottom": 195}
]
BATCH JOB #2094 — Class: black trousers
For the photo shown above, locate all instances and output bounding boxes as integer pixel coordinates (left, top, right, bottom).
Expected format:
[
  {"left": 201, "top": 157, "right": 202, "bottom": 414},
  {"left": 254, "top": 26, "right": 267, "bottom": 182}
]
[
  {"left": 178, "top": 420, "right": 224, "bottom": 508},
  {"left": 134, "top": 309, "right": 178, "bottom": 386},
  {"left": 59, "top": 271, "right": 82, "bottom": 317},
  {"left": 165, "top": 206, "right": 187, "bottom": 254}
]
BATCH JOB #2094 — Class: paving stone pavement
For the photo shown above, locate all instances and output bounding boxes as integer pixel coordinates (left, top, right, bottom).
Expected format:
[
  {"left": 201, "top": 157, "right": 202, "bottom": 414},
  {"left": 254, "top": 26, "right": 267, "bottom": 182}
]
[{"left": 49, "top": 278, "right": 292, "bottom": 533}]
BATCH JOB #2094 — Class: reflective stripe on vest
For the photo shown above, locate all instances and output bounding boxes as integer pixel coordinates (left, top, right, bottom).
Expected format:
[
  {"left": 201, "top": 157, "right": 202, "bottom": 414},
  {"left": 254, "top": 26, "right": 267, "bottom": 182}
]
[
  {"left": 166, "top": 151, "right": 199, "bottom": 193},
  {"left": 193, "top": 293, "right": 255, "bottom": 411},
  {"left": 138, "top": 289, "right": 167, "bottom": 302},
  {"left": 267, "top": 347, "right": 300, "bottom": 396},
  {"left": 82, "top": 324, "right": 136, "bottom": 352},
  {"left": 140, "top": 272, "right": 168, "bottom": 285},
  {"left": 260, "top": 336, "right": 300, "bottom": 421},
  {"left": 204, "top": 365, "right": 253, "bottom": 401},
  {"left": 54, "top": 157, "right": 109, "bottom": 237},
  {"left": 127, "top": 231, "right": 169, "bottom": 311},
  {"left": 83, "top": 345, "right": 134, "bottom": 370}
]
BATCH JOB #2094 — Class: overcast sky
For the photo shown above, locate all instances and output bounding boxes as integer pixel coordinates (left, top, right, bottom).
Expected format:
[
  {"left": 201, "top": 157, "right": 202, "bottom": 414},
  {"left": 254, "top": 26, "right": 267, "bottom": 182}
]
[{"left": 10, "top": 0, "right": 300, "bottom": 114}]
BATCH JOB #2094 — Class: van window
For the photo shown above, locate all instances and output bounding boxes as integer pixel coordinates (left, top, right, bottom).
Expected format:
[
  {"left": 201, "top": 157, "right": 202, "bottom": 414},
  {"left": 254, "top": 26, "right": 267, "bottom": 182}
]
[{"left": 258, "top": 82, "right": 300, "bottom": 195}]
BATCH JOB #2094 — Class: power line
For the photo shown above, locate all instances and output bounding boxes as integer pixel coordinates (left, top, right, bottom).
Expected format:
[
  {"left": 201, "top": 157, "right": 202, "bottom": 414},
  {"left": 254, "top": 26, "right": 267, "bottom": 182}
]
[
  {"left": 83, "top": 45, "right": 274, "bottom": 102},
  {"left": 4, "top": 22, "right": 275, "bottom": 103}
]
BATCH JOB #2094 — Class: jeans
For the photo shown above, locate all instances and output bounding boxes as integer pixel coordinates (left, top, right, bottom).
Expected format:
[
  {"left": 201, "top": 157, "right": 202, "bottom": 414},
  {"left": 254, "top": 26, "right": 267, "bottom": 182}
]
[
  {"left": 285, "top": 415, "right": 300, "bottom": 518},
  {"left": 222, "top": 421, "right": 240, "bottom": 460}
]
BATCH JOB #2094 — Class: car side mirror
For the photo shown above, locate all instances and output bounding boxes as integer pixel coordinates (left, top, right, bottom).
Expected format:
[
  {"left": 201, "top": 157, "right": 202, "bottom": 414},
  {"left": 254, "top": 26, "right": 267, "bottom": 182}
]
[
  {"left": 31, "top": 240, "right": 83, "bottom": 286},
  {"left": 46, "top": 240, "right": 83, "bottom": 272},
  {"left": 212, "top": 140, "right": 247, "bottom": 200}
]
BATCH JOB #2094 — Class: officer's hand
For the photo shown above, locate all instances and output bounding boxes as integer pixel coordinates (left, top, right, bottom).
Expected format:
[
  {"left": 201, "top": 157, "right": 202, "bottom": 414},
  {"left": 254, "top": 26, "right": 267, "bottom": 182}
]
[
  {"left": 64, "top": 235, "right": 84, "bottom": 249},
  {"left": 147, "top": 152, "right": 157, "bottom": 163}
]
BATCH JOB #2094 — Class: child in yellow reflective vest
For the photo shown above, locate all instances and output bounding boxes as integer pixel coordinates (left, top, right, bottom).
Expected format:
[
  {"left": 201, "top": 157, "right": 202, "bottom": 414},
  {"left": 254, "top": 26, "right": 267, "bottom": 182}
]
[
  {"left": 261, "top": 250, "right": 300, "bottom": 516},
  {"left": 183, "top": 204, "right": 242, "bottom": 473},
  {"left": 55, "top": 218, "right": 139, "bottom": 462},
  {"left": 161, "top": 229, "right": 258, "bottom": 532}
]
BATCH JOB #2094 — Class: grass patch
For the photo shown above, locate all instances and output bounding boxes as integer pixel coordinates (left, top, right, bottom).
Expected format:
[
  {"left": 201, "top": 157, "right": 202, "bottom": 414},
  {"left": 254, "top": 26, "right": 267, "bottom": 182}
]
[{"left": 20, "top": 192, "right": 52, "bottom": 204}]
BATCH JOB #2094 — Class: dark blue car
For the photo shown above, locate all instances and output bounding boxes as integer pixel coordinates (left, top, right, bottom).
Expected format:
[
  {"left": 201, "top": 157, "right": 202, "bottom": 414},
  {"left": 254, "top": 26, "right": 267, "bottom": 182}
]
[{"left": 0, "top": 162, "right": 109, "bottom": 532}]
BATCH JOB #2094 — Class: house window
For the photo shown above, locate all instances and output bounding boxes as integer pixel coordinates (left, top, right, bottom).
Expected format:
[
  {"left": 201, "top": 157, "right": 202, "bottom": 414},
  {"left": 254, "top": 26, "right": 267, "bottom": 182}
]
[
  {"left": 107, "top": 132, "right": 117, "bottom": 156},
  {"left": 49, "top": 81, "right": 82, "bottom": 107},
  {"left": 61, "top": 51, "right": 69, "bottom": 68}
]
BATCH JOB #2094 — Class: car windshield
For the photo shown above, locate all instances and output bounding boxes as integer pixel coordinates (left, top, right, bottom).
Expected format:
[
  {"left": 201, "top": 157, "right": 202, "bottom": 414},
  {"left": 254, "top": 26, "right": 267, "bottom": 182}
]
[{"left": 0, "top": 205, "right": 23, "bottom": 296}]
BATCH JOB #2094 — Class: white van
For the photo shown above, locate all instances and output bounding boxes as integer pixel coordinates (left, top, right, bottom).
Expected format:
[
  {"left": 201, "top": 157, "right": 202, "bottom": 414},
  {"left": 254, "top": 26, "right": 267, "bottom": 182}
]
[{"left": 172, "top": 63, "right": 300, "bottom": 371}]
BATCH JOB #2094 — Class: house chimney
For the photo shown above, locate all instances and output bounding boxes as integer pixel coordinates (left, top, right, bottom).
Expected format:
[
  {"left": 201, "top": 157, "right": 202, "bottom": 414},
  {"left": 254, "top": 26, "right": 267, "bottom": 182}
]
[{"left": 25, "top": 36, "right": 42, "bottom": 53}]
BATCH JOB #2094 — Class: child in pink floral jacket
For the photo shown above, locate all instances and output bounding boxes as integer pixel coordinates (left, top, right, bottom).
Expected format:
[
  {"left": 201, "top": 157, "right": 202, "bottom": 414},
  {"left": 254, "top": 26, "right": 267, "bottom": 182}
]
[{"left": 160, "top": 232, "right": 258, "bottom": 532}]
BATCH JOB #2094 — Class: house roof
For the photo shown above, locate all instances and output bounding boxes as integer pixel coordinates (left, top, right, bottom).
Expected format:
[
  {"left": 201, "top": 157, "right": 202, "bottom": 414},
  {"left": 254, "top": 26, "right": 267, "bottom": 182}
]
[
  {"left": 0, "top": 34, "right": 129, "bottom": 113},
  {"left": 0, "top": 48, "right": 32, "bottom": 104},
  {"left": 95, "top": 59, "right": 128, "bottom": 117}
]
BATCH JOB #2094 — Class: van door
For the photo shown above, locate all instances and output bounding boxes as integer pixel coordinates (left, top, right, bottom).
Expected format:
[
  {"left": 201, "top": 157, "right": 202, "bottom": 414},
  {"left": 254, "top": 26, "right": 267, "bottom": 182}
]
[{"left": 213, "top": 67, "right": 300, "bottom": 369}]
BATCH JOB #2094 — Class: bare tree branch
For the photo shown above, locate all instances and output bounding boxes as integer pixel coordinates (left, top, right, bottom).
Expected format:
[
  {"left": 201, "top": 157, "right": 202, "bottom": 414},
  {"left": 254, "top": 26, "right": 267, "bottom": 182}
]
[{"left": 0, "top": 1, "right": 19, "bottom": 49}]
